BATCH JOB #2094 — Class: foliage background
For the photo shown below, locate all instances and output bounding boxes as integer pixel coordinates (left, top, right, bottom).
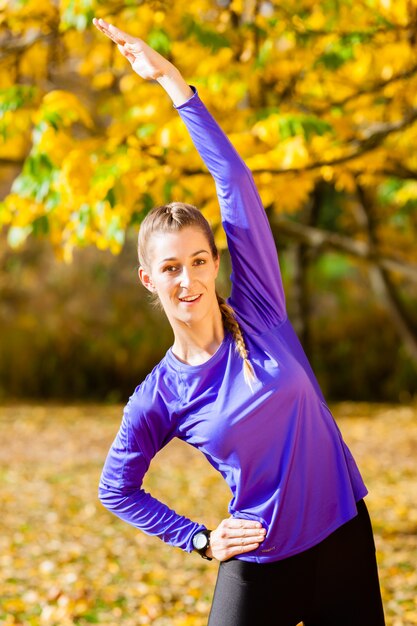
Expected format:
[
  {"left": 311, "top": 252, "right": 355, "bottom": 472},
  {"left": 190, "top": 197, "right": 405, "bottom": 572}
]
[{"left": 1, "top": 0, "right": 417, "bottom": 401}]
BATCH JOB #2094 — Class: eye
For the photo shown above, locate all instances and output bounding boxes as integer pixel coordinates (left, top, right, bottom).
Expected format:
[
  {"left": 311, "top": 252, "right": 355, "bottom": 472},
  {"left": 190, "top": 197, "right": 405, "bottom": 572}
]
[
  {"left": 163, "top": 265, "right": 179, "bottom": 273},
  {"left": 194, "top": 258, "right": 206, "bottom": 266}
]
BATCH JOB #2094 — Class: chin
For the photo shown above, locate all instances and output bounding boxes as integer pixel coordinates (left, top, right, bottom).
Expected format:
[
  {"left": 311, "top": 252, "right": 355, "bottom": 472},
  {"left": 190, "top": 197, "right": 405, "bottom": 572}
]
[{"left": 177, "top": 309, "right": 206, "bottom": 325}]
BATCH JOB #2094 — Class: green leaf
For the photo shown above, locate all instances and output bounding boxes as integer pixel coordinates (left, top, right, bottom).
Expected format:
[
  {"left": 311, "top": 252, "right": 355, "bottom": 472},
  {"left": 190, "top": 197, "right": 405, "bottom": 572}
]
[
  {"left": 7, "top": 225, "right": 32, "bottom": 248},
  {"left": 106, "top": 215, "right": 125, "bottom": 246},
  {"left": 255, "top": 39, "right": 273, "bottom": 69},
  {"left": 377, "top": 178, "right": 404, "bottom": 205},
  {"left": 32, "top": 215, "right": 49, "bottom": 236},
  {"left": 60, "top": 0, "right": 95, "bottom": 32},
  {"left": 45, "top": 190, "right": 61, "bottom": 210},
  {"left": 43, "top": 110, "right": 62, "bottom": 130},
  {"left": 315, "top": 40, "right": 356, "bottom": 69},
  {"left": 251, "top": 107, "right": 281, "bottom": 122},
  {"left": 318, "top": 184, "right": 344, "bottom": 230},
  {"left": 0, "top": 86, "right": 37, "bottom": 115},
  {"left": 11, "top": 154, "right": 55, "bottom": 202},
  {"left": 105, "top": 187, "right": 116, "bottom": 208},
  {"left": 182, "top": 16, "right": 231, "bottom": 51},
  {"left": 163, "top": 180, "right": 174, "bottom": 203},
  {"left": 147, "top": 29, "right": 171, "bottom": 56},
  {"left": 277, "top": 114, "right": 333, "bottom": 141},
  {"left": 316, "top": 49, "right": 353, "bottom": 69},
  {"left": 136, "top": 124, "right": 157, "bottom": 139},
  {"left": 316, "top": 252, "right": 353, "bottom": 280}
]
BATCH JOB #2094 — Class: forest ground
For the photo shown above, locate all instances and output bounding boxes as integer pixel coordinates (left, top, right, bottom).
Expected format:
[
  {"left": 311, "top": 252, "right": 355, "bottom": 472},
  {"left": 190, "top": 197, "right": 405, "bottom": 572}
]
[{"left": 0, "top": 403, "right": 416, "bottom": 626}]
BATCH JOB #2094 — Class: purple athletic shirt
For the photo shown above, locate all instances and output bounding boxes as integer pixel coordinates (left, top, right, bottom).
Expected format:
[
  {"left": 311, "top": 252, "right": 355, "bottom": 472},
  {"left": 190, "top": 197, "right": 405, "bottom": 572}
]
[{"left": 98, "top": 87, "right": 367, "bottom": 563}]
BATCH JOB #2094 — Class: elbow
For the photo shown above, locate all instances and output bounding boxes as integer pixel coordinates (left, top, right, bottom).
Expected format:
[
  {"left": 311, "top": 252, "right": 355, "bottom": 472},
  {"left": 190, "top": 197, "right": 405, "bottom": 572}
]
[
  {"left": 228, "top": 161, "right": 252, "bottom": 185},
  {"left": 98, "top": 481, "right": 123, "bottom": 512},
  {"left": 98, "top": 483, "right": 110, "bottom": 509}
]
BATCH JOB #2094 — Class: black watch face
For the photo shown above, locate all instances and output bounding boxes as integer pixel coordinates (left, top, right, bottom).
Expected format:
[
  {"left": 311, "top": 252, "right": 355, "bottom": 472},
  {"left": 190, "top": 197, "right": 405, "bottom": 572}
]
[{"left": 193, "top": 532, "right": 208, "bottom": 550}]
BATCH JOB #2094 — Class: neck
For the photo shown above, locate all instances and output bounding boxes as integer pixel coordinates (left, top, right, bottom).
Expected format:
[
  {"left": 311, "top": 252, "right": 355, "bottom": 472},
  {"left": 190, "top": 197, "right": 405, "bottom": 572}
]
[{"left": 171, "top": 307, "right": 225, "bottom": 366}]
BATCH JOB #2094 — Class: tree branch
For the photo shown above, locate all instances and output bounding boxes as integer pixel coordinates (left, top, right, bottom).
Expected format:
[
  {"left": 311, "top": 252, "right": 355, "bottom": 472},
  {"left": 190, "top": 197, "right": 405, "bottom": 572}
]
[
  {"left": 0, "top": 31, "right": 56, "bottom": 59},
  {"left": 373, "top": 163, "right": 417, "bottom": 180},
  {"left": 182, "top": 109, "right": 417, "bottom": 177},
  {"left": 308, "top": 63, "right": 417, "bottom": 113},
  {"left": 273, "top": 3, "right": 413, "bottom": 39},
  {"left": 271, "top": 216, "right": 417, "bottom": 282},
  {"left": 0, "top": 158, "right": 25, "bottom": 167},
  {"left": 268, "top": 108, "right": 417, "bottom": 173}
]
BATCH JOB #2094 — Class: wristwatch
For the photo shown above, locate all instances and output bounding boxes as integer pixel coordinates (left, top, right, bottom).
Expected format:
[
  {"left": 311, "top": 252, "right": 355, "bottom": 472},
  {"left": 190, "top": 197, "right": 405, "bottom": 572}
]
[{"left": 192, "top": 529, "right": 212, "bottom": 560}]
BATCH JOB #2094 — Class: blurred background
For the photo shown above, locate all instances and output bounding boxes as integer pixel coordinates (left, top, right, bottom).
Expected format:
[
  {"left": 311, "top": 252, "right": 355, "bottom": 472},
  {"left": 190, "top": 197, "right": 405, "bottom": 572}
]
[
  {"left": 1, "top": 1, "right": 417, "bottom": 625},
  {"left": 1, "top": 0, "right": 417, "bottom": 403}
]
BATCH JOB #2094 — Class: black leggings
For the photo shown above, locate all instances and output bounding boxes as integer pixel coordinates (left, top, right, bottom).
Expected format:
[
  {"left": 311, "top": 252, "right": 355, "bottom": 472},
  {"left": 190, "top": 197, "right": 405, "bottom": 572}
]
[{"left": 208, "top": 500, "right": 385, "bottom": 626}]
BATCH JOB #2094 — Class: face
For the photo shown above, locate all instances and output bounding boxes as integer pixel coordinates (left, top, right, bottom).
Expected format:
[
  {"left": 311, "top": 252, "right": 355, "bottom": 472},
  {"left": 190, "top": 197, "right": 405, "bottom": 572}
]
[{"left": 139, "top": 226, "right": 220, "bottom": 329}]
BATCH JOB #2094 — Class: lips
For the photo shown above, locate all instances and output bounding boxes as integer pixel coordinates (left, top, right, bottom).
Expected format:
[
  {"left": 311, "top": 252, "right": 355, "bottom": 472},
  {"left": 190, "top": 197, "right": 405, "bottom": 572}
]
[{"left": 179, "top": 294, "right": 202, "bottom": 303}]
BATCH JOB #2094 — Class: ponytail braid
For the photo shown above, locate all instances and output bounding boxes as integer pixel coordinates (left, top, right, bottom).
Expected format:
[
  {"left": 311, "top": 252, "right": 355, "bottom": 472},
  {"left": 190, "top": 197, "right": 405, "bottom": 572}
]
[{"left": 216, "top": 293, "right": 257, "bottom": 390}]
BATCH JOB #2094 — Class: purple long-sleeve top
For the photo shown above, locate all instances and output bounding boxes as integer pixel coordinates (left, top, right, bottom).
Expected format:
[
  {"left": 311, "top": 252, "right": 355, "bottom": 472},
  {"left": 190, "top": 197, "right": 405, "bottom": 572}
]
[{"left": 98, "top": 87, "right": 367, "bottom": 563}]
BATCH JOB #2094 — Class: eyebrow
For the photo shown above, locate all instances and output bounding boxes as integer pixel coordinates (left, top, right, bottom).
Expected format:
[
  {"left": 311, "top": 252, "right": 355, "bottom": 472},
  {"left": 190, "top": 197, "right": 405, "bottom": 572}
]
[{"left": 160, "top": 249, "right": 210, "bottom": 263}]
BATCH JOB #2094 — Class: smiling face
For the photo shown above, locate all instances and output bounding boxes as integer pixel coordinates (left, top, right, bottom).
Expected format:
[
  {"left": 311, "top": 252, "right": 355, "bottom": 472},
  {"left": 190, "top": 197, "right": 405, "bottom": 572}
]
[{"left": 139, "top": 226, "right": 220, "bottom": 330}]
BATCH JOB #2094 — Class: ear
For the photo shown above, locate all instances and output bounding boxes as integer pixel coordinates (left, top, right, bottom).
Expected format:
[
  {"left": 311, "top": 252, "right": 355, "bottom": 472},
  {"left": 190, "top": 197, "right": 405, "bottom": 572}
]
[
  {"left": 214, "top": 251, "right": 221, "bottom": 278},
  {"left": 138, "top": 266, "right": 156, "bottom": 292}
]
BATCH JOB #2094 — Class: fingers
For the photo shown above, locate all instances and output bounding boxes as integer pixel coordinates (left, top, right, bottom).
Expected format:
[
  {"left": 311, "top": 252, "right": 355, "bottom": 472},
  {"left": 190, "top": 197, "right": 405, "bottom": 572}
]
[
  {"left": 210, "top": 518, "right": 267, "bottom": 562},
  {"left": 93, "top": 18, "right": 120, "bottom": 44},
  {"left": 220, "top": 531, "right": 266, "bottom": 542},
  {"left": 92, "top": 18, "right": 138, "bottom": 45},
  {"left": 223, "top": 518, "right": 266, "bottom": 541},
  {"left": 226, "top": 518, "right": 263, "bottom": 530},
  {"left": 117, "top": 44, "right": 135, "bottom": 63},
  {"left": 124, "top": 41, "right": 145, "bottom": 54},
  {"left": 223, "top": 527, "right": 266, "bottom": 541},
  {"left": 233, "top": 541, "right": 261, "bottom": 554},
  {"left": 226, "top": 529, "right": 267, "bottom": 547},
  {"left": 227, "top": 533, "right": 266, "bottom": 544}
]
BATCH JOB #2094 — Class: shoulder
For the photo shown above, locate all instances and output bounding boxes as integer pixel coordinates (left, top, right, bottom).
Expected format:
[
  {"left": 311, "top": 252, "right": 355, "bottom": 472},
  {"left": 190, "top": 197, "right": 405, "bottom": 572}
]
[{"left": 125, "top": 354, "right": 182, "bottom": 431}]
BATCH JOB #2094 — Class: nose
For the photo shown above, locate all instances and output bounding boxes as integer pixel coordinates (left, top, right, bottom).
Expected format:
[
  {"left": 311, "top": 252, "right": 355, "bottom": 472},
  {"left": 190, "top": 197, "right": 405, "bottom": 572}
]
[{"left": 179, "top": 267, "right": 192, "bottom": 288}]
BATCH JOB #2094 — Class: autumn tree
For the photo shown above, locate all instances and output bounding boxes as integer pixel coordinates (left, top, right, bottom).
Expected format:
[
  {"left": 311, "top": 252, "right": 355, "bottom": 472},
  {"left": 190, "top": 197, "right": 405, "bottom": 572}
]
[{"left": 1, "top": 0, "right": 417, "bottom": 373}]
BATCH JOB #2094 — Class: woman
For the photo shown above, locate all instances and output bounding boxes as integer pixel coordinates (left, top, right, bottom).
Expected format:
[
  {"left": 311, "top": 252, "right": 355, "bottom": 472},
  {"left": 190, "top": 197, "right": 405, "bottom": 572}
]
[{"left": 93, "top": 18, "right": 385, "bottom": 626}]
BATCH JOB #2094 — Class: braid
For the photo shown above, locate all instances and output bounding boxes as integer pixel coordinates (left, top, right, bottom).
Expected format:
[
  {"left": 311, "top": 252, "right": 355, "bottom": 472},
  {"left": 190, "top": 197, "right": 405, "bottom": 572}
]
[{"left": 216, "top": 293, "right": 257, "bottom": 390}]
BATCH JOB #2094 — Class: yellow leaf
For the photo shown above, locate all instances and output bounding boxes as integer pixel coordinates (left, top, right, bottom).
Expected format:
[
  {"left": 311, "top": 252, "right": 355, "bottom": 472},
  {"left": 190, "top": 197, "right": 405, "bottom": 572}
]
[
  {"left": 92, "top": 71, "right": 115, "bottom": 90},
  {"left": 334, "top": 169, "right": 357, "bottom": 194},
  {"left": 38, "top": 91, "right": 93, "bottom": 129},
  {"left": 269, "top": 173, "right": 316, "bottom": 213},
  {"left": 19, "top": 41, "right": 49, "bottom": 81},
  {"left": 36, "top": 128, "right": 73, "bottom": 165},
  {"left": 201, "top": 199, "right": 221, "bottom": 225}
]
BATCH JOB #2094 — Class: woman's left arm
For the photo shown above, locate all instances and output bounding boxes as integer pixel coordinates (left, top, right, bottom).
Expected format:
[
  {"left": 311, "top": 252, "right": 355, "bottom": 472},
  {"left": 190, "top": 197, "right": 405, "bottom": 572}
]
[
  {"left": 93, "top": 20, "right": 286, "bottom": 331},
  {"left": 93, "top": 18, "right": 193, "bottom": 106},
  {"left": 174, "top": 91, "right": 287, "bottom": 331}
]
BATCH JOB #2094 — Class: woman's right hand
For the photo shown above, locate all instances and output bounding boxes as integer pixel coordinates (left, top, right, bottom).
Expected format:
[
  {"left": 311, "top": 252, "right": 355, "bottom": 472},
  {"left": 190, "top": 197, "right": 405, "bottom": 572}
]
[
  {"left": 92, "top": 18, "right": 175, "bottom": 81},
  {"left": 92, "top": 18, "right": 193, "bottom": 106},
  {"left": 206, "top": 518, "right": 267, "bottom": 561}
]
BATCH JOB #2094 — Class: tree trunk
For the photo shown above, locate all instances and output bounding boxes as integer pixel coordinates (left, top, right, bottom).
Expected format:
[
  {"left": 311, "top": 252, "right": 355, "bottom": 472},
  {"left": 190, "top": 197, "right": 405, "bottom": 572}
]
[{"left": 356, "top": 184, "right": 417, "bottom": 365}]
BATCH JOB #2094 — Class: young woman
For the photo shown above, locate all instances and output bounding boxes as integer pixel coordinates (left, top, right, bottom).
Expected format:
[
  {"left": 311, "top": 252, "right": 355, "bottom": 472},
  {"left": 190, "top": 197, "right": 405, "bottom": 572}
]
[{"left": 93, "top": 18, "right": 386, "bottom": 626}]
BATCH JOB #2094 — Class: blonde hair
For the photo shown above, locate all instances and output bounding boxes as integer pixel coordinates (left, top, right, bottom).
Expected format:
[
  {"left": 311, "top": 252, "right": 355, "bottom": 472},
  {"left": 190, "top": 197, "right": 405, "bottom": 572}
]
[{"left": 138, "top": 202, "right": 256, "bottom": 388}]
